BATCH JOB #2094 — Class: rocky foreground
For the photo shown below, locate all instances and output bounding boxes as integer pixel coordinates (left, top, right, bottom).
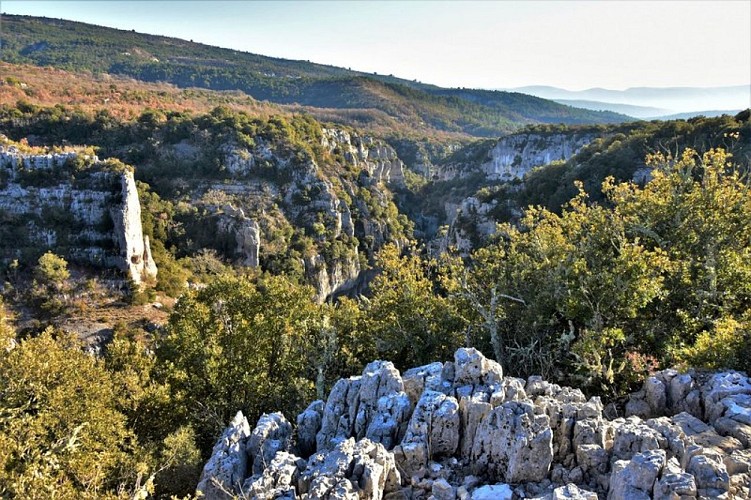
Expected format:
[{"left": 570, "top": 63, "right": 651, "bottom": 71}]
[{"left": 197, "top": 348, "right": 751, "bottom": 499}]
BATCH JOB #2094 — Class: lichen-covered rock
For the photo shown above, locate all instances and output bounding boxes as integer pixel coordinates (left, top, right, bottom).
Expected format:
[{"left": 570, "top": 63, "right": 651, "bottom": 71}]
[
  {"left": 453, "top": 348, "right": 503, "bottom": 387},
  {"left": 403, "top": 362, "right": 446, "bottom": 406},
  {"left": 471, "top": 401, "right": 553, "bottom": 483},
  {"left": 241, "top": 451, "right": 305, "bottom": 499},
  {"left": 611, "top": 416, "right": 667, "bottom": 461},
  {"left": 317, "top": 376, "right": 363, "bottom": 452},
  {"left": 399, "top": 390, "right": 460, "bottom": 475},
  {"left": 296, "top": 400, "right": 324, "bottom": 458},
  {"left": 196, "top": 411, "right": 251, "bottom": 499},
  {"left": 300, "top": 438, "right": 401, "bottom": 500},
  {"left": 366, "top": 391, "right": 412, "bottom": 450},
  {"left": 543, "top": 484, "right": 598, "bottom": 500},
  {"left": 470, "top": 484, "right": 513, "bottom": 500},
  {"left": 703, "top": 372, "right": 751, "bottom": 423},
  {"left": 432, "top": 478, "right": 456, "bottom": 500},
  {"left": 626, "top": 370, "right": 702, "bottom": 420},
  {"left": 199, "top": 351, "right": 751, "bottom": 500},
  {"left": 608, "top": 449, "right": 666, "bottom": 500},
  {"left": 458, "top": 393, "right": 493, "bottom": 460},
  {"left": 316, "top": 361, "right": 409, "bottom": 454}
]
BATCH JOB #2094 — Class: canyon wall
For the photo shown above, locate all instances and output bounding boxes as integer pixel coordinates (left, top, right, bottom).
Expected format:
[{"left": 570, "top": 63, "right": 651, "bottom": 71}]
[{"left": 0, "top": 146, "right": 157, "bottom": 284}]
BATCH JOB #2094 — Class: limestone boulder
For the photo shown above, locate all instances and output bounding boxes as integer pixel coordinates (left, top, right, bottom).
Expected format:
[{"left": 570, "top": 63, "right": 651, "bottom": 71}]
[
  {"left": 608, "top": 449, "right": 666, "bottom": 500},
  {"left": 296, "top": 400, "right": 324, "bottom": 458},
  {"left": 471, "top": 401, "right": 553, "bottom": 483},
  {"left": 299, "top": 438, "right": 401, "bottom": 500},
  {"left": 196, "top": 411, "right": 252, "bottom": 499},
  {"left": 241, "top": 451, "right": 305, "bottom": 499},
  {"left": 247, "top": 412, "right": 292, "bottom": 476}
]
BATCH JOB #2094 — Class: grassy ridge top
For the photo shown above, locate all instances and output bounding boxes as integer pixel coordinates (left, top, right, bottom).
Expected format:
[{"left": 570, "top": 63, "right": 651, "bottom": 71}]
[{"left": 0, "top": 15, "right": 632, "bottom": 137}]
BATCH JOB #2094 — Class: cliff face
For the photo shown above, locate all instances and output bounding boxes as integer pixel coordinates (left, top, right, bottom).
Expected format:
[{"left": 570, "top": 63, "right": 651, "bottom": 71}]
[
  {"left": 417, "top": 131, "right": 597, "bottom": 255},
  {"left": 321, "top": 128, "right": 405, "bottom": 186},
  {"left": 198, "top": 348, "right": 751, "bottom": 500},
  {"left": 481, "top": 132, "right": 596, "bottom": 181},
  {"left": 0, "top": 146, "right": 157, "bottom": 284},
  {"left": 177, "top": 127, "right": 408, "bottom": 301}
]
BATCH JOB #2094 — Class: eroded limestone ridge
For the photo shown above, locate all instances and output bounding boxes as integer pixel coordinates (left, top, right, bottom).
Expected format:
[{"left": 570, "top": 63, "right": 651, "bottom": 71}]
[
  {"left": 0, "top": 145, "right": 157, "bottom": 284},
  {"left": 197, "top": 348, "right": 751, "bottom": 500}
]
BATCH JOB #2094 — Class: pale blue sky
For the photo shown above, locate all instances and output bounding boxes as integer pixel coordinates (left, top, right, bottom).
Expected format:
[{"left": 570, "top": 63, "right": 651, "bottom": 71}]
[{"left": 2, "top": 1, "right": 750, "bottom": 90}]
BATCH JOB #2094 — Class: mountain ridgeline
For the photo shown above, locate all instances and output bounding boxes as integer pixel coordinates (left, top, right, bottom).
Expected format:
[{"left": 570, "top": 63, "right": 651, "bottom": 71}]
[{"left": 0, "top": 15, "right": 630, "bottom": 138}]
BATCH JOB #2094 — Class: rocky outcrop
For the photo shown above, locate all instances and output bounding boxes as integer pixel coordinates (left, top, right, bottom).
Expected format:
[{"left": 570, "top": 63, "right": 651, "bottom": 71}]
[
  {"left": 482, "top": 132, "right": 595, "bottom": 181},
  {"left": 196, "top": 411, "right": 252, "bottom": 499},
  {"left": 214, "top": 204, "right": 261, "bottom": 267},
  {"left": 110, "top": 171, "right": 158, "bottom": 284},
  {"left": 199, "top": 348, "right": 751, "bottom": 499},
  {"left": 0, "top": 146, "right": 157, "bottom": 284},
  {"left": 321, "top": 128, "right": 405, "bottom": 186},
  {"left": 192, "top": 129, "right": 406, "bottom": 301}
]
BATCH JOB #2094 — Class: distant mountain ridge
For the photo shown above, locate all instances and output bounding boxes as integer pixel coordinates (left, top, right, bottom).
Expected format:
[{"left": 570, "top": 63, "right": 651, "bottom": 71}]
[
  {"left": 0, "top": 14, "right": 630, "bottom": 138},
  {"left": 551, "top": 99, "right": 669, "bottom": 119},
  {"left": 508, "top": 85, "right": 751, "bottom": 118}
]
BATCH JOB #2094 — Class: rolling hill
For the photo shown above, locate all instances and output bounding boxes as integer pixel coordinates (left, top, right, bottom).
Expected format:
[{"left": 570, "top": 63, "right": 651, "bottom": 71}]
[{"left": 0, "top": 14, "right": 631, "bottom": 137}]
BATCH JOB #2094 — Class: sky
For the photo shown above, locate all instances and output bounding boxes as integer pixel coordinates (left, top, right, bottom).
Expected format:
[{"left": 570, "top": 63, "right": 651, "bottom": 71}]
[{"left": 1, "top": 0, "right": 750, "bottom": 91}]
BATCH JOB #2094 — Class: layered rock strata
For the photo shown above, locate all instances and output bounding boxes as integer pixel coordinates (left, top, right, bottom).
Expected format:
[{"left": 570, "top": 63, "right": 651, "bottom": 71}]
[
  {"left": 198, "top": 349, "right": 751, "bottom": 499},
  {"left": 321, "top": 128, "right": 405, "bottom": 186},
  {"left": 0, "top": 146, "right": 157, "bottom": 284}
]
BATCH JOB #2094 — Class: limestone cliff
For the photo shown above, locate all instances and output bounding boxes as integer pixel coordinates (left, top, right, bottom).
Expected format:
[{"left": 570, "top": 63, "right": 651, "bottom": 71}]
[
  {"left": 482, "top": 132, "right": 596, "bottom": 182},
  {"left": 198, "top": 348, "right": 751, "bottom": 500},
  {"left": 174, "top": 127, "right": 408, "bottom": 301},
  {"left": 321, "top": 128, "right": 405, "bottom": 186},
  {"left": 415, "top": 131, "right": 596, "bottom": 255},
  {"left": 0, "top": 146, "right": 157, "bottom": 284}
]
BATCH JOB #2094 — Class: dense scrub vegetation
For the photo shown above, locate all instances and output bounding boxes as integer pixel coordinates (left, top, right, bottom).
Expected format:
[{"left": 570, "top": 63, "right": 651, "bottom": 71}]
[
  {"left": 519, "top": 113, "right": 751, "bottom": 211},
  {"left": 1, "top": 15, "right": 629, "bottom": 139},
  {"left": 2, "top": 17, "right": 749, "bottom": 497},
  {"left": 1, "top": 83, "right": 750, "bottom": 495}
]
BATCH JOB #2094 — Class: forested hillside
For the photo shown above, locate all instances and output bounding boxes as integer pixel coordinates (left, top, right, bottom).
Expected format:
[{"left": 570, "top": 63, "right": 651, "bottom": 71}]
[{"left": 0, "top": 15, "right": 631, "bottom": 137}]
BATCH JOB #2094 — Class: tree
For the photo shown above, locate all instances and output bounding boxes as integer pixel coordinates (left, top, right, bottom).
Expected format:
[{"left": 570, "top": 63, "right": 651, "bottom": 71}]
[
  {"left": 0, "top": 330, "right": 145, "bottom": 498},
  {"left": 0, "top": 298, "right": 15, "bottom": 352},
  {"left": 155, "top": 275, "right": 323, "bottom": 452},
  {"left": 461, "top": 187, "right": 669, "bottom": 392},
  {"left": 607, "top": 148, "right": 751, "bottom": 369},
  {"left": 459, "top": 148, "right": 751, "bottom": 392},
  {"left": 34, "top": 251, "right": 70, "bottom": 285},
  {"left": 363, "top": 244, "right": 466, "bottom": 369},
  {"left": 32, "top": 252, "right": 71, "bottom": 315}
]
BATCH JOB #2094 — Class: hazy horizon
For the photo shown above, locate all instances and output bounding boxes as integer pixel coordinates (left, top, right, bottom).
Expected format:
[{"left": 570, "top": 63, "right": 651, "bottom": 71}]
[{"left": 2, "top": 0, "right": 750, "bottom": 92}]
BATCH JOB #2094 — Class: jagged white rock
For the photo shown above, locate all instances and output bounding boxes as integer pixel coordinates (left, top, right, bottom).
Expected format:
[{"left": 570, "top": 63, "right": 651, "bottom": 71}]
[
  {"left": 0, "top": 149, "right": 157, "bottom": 284},
  {"left": 196, "top": 411, "right": 251, "bottom": 499},
  {"left": 198, "top": 350, "right": 751, "bottom": 499}
]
